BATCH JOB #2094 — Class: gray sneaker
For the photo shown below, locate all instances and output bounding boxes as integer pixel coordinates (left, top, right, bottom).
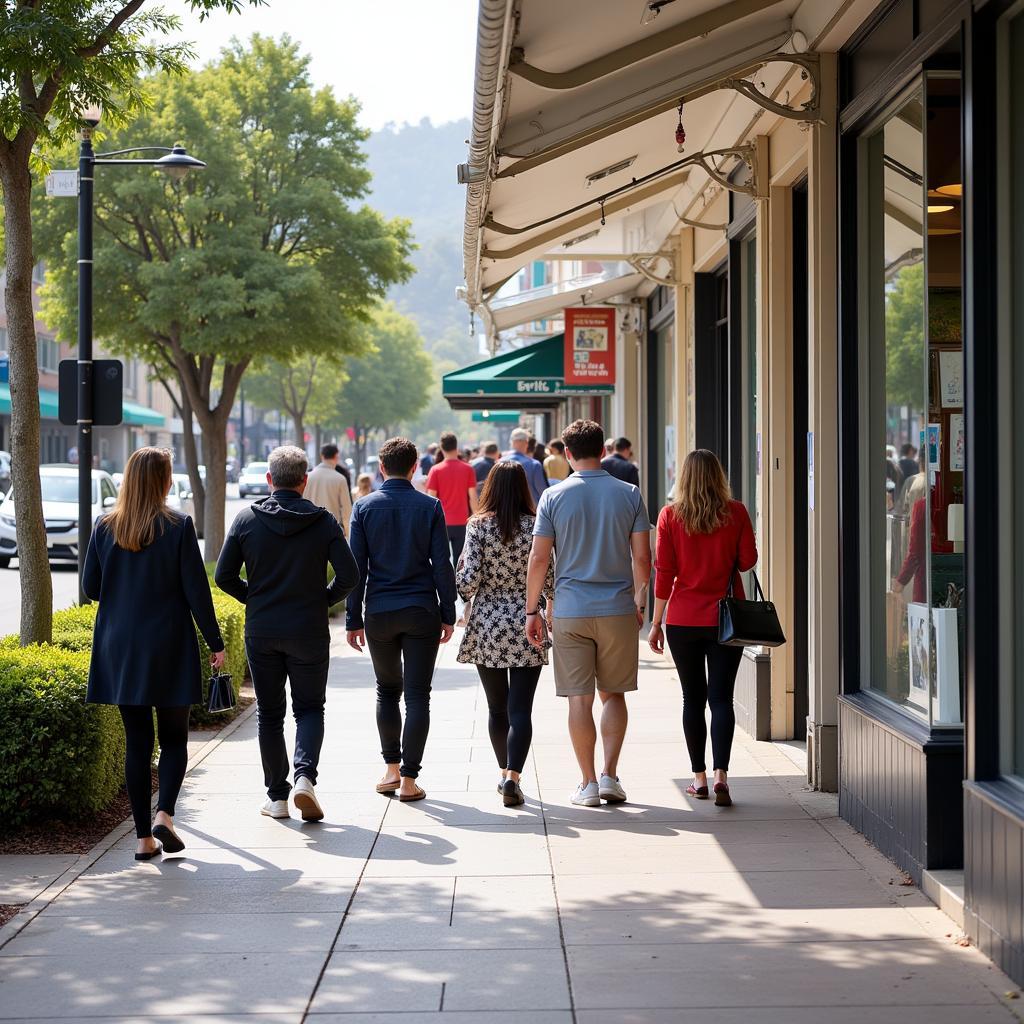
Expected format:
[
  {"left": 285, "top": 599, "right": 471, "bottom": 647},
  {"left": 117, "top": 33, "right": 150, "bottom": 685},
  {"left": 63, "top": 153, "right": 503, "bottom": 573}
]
[
  {"left": 571, "top": 781, "right": 601, "bottom": 807},
  {"left": 599, "top": 774, "right": 627, "bottom": 804}
]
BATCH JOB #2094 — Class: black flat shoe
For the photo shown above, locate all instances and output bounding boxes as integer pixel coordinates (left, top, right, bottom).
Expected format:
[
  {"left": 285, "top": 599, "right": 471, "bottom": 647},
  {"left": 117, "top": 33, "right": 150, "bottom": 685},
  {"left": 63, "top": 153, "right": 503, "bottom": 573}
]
[
  {"left": 502, "top": 779, "right": 525, "bottom": 807},
  {"left": 713, "top": 782, "right": 732, "bottom": 807},
  {"left": 134, "top": 843, "right": 163, "bottom": 861},
  {"left": 152, "top": 823, "right": 185, "bottom": 854}
]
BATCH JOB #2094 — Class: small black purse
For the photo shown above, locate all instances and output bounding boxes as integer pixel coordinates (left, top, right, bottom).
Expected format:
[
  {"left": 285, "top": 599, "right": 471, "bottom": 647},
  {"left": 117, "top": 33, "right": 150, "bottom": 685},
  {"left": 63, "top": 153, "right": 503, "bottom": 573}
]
[
  {"left": 718, "top": 567, "right": 786, "bottom": 648},
  {"left": 206, "top": 672, "right": 236, "bottom": 714}
]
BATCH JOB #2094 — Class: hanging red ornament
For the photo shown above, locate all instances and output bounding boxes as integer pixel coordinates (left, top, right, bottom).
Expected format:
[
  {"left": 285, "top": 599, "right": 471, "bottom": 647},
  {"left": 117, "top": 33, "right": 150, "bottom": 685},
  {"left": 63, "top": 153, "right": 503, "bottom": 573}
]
[{"left": 675, "top": 99, "right": 685, "bottom": 152}]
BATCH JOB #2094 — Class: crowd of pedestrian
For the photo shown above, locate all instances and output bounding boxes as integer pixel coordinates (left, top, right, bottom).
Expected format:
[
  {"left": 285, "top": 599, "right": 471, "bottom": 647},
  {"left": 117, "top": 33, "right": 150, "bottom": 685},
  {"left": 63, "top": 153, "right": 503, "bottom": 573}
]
[{"left": 80, "top": 419, "right": 758, "bottom": 859}]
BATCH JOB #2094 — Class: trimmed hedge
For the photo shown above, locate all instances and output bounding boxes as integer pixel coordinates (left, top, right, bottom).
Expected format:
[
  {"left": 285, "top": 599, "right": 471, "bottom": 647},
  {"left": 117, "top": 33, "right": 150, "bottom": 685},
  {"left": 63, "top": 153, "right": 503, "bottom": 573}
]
[{"left": 0, "top": 645, "right": 125, "bottom": 827}]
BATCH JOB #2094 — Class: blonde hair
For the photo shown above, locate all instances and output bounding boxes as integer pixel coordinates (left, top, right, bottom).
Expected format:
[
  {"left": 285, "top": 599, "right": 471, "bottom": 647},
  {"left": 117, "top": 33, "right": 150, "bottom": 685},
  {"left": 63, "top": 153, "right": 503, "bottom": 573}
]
[
  {"left": 105, "top": 447, "right": 174, "bottom": 552},
  {"left": 354, "top": 473, "right": 373, "bottom": 496},
  {"left": 672, "top": 449, "right": 732, "bottom": 534}
]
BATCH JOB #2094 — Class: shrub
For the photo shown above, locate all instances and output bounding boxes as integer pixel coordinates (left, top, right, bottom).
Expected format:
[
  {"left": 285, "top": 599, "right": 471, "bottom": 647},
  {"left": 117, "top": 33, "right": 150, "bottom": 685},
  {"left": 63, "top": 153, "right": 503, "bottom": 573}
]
[
  {"left": 2, "top": 592, "right": 248, "bottom": 728},
  {"left": 0, "top": 645, "right": 125, "bottom": 827}
]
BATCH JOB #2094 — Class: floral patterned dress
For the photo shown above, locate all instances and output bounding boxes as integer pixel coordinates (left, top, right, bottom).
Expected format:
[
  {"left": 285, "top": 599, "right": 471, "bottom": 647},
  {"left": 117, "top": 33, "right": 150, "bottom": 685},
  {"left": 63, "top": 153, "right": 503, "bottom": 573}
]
[{"left": 456, "top": 514, "right": 554, "bottom": 668}]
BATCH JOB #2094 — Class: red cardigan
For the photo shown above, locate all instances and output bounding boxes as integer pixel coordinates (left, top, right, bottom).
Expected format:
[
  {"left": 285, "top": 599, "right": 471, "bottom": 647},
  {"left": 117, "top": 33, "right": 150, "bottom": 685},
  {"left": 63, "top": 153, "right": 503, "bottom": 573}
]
[{"left": 654, "top": 500, "right": 758, "bottom": 627}]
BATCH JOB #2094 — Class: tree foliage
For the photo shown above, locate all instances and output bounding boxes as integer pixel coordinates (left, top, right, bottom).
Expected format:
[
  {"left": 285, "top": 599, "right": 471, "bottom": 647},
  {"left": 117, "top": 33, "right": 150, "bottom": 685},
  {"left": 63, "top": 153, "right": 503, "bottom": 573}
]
[
  {"left": 35, "top": 34, "right": 413, "bottom": 552},
  {"left": 885, "top": 262, "right": 925, "bottom": 410},
  {"left": 336, "top": 303, "right": 432, "bottom": 464},
  {"left": 0, "top": 0, "right": 263, "bottom": 645}
]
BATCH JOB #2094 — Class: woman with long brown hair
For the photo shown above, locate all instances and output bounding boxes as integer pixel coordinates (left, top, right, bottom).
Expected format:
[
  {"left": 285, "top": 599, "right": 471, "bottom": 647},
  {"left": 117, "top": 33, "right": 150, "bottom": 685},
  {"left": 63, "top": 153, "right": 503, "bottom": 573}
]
[
  {"left": 648, "top": 449, "right": 757, "bottom": 807},
  {"left": 84, "top": 447, "right": 225, "bottom": 859},
  {"left": 456, "top": 460, "right": 553, "bottom": 806}
]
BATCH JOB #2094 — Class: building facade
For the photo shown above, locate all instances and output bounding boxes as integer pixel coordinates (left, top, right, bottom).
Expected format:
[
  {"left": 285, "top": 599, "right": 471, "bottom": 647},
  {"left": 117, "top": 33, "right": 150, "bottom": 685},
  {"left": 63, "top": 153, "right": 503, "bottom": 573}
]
[{"left": 457, "top": 0, "right": 1024, "bottom": 984}]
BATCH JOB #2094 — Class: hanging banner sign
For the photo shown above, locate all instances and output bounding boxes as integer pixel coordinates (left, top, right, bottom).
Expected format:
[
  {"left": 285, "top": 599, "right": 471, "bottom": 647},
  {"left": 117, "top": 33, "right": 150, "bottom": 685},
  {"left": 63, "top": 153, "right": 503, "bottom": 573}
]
[{"left": 564, "top": 307, "right": 616, "bottom": 387}]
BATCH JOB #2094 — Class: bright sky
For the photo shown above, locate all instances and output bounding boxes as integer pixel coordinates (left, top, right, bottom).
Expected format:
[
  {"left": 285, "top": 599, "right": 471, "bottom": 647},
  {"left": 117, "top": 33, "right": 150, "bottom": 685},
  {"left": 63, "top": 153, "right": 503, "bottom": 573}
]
[{"left": 159, "top": 0, "right": 478, "bottom": 130}]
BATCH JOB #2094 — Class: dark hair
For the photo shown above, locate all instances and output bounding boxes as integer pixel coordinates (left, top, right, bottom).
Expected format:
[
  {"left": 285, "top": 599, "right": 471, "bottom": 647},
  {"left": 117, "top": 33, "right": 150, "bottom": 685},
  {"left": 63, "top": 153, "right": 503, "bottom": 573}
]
[
  {"left": 440, "top": 431, "right": 458, "bottom": 453},
  {"left": 533, "top": 442, "right": 547, "bottom": 462},
  {"left": 379, "top": 437, "right": 418, "bottom": 477},
  {"left": 562, "top": 419, "right": 605, "bottom": 460},
  {"left": 484, "top": 442, "right": 500, "bottom": 456},
  {"left": 614, "top": 437, "right": 632, "bottom": 452},
  {"left": 900, "top": 443, "right": 917, "bottom": 457},
  {"left": 550, "top": 440, "right": 565, "bottom": 455},
  {"left": 321, "top": 443, "right": 339, "bottom": 460},
  {"left": 475, "top": 460, "right": 535, "bottom": 543},
  {"left": 527, "top": 435, "right": 537, "bottom": 455}
]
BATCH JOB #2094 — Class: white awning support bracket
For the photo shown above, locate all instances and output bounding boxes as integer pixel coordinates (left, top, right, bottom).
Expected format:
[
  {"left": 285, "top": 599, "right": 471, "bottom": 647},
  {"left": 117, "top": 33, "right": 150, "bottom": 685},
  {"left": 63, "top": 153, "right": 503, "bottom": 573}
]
[
  {"left": 628, "top": 251, "right": 679, "bottom": 288},
  {"left": 720, "top": 52, "right": 821, "bottom": 123}
]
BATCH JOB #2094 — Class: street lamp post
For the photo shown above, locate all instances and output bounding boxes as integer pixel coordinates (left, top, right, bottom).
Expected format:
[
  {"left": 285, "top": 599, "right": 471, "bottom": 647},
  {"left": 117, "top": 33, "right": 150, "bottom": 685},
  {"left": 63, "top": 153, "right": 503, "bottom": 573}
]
[{"left": 75, "top": 105, "right": 205, "bottom": 603}]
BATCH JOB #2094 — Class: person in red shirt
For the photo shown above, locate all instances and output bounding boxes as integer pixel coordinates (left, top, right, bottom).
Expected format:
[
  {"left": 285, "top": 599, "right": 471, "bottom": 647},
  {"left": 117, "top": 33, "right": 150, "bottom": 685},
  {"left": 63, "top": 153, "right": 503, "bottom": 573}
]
[
  {"left": 426, "top": 431, "right": 479, "bottom": 570},
  {"left": 648, "top": 449, "right": 757, "bottom": 807}
]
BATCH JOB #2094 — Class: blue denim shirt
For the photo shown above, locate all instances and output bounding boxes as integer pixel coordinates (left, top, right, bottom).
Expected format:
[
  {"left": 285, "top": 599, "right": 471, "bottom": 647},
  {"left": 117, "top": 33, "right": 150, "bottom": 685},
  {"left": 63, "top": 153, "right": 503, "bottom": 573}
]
[
  {"left": 501, "top": 450, "right": 548, "bottom": 505},
  {"left": 346, "top": 478, "right": 457, "bottom": 629}
]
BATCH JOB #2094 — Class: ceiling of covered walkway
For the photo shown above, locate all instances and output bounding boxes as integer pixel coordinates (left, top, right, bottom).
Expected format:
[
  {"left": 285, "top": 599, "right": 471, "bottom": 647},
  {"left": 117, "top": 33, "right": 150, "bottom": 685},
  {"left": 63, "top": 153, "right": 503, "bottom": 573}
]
[{"left": 462, "top": 0, "right": 877, "bottom": 319}]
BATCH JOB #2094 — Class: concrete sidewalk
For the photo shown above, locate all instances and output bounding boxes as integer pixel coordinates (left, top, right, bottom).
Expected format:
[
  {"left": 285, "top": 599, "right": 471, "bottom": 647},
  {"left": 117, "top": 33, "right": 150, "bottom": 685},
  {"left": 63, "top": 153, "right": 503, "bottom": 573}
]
[{"left": 1, "top": 632, "right": 1020, "bottom": 1023}]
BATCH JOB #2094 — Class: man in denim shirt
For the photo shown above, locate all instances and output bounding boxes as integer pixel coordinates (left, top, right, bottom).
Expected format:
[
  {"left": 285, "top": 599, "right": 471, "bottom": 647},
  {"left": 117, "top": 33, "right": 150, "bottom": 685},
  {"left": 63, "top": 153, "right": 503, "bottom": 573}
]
[{"left": 346, "top": 437, "right": 457, "bottom": 801}]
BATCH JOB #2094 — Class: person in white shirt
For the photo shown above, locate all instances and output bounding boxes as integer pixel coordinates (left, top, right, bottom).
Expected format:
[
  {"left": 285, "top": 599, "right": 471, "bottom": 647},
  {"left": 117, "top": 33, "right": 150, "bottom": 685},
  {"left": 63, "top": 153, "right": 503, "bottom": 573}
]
[{"left": 303, "top": 443, "right": 353, "bottom": 536}]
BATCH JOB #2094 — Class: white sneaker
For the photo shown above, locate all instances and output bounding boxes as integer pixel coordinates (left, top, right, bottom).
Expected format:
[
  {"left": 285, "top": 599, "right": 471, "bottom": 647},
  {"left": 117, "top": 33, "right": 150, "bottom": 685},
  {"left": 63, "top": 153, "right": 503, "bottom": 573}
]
[
  {"left": 260, "top": 798, "right": 290, "bottom": 819},
  {"left": 571, "top": 781, "right": 601, "bottom": 807},
  {"left": 599, "top": 774, "right": 627, "bottom": 804},
  {"left": 292, "top": 777, "right": 324, "bottom": 821}
]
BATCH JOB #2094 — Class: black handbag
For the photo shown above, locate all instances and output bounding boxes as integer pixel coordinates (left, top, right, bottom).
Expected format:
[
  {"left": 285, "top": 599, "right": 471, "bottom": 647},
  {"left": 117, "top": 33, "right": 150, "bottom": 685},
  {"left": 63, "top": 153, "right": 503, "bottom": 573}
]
[
  {"left": 206, "top": 672, "right": 236, "bottom": 714},
  {"left": 718, "top": 567, "right": 786, "bottom": 648}
]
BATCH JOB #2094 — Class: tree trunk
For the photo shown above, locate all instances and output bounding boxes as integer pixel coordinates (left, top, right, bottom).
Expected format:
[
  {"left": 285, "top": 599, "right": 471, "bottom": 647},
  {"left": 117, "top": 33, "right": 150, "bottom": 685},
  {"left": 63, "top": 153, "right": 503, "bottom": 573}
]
[
  {"left": 293, "top": 414, "right": 305, "bottom": 449},
  {"left": 353, "top": 423, "right": 366, "bottom": 474},
  {"left": 1, "top": 158, "right": 53, "bottom": 644},
  {"left": 201, "top": 422, "right": 229, "bottom": 561},
  {"left": 180, "top": 389, "right": 205, "bottom": 536}
]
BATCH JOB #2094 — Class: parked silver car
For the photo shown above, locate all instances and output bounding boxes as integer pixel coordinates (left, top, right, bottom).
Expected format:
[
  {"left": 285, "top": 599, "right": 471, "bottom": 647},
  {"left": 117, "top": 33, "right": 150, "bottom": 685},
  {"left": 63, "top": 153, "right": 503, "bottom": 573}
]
[
  {"left": 168, "top": 473, "right": 196, "bottom": 520},
  {"left": 0, "top": 465, "right": 117, "bottom": 569},
  {"left": 238, "top": 461, "right": 270, "bottom": 498}
]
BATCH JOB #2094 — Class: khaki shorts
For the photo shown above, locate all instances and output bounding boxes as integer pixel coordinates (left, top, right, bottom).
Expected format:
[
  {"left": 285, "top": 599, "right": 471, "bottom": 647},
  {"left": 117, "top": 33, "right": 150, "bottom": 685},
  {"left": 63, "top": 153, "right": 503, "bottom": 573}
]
[{"left": 552, "top": 614, "right": 640, "bottom": 697}]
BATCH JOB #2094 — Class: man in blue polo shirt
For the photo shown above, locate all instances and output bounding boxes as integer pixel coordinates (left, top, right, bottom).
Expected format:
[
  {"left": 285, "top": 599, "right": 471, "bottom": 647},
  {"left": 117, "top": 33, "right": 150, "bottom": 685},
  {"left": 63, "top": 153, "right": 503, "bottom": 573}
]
[{"left": 525, "top": 419, "right": 652, "bottom": 808}]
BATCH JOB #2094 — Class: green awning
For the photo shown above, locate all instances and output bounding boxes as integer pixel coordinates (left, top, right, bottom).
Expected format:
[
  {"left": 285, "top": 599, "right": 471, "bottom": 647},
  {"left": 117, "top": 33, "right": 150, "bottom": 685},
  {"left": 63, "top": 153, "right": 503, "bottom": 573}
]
[
  {"left": 0, "top": 384, "right": 164, "bottom": 427},
  {"left": 443, "top": 333, "right": 613, "bottom": 411}
]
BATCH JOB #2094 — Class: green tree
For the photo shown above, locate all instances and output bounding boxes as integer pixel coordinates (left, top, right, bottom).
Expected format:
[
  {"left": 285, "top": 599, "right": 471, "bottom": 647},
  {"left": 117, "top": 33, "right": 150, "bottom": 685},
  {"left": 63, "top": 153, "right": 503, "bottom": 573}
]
[
  {"left": 0, "top": 0, "right": 262, "bottom": 645},
  {"left": 244, "top": 353, "right": 348, "bottom": 450},
  {"left": 36, "top": 35, "right": 413, "bottom": 554},
  {"left": 336, "top": 304, "right": 432, "bottom": 468},
  {"left": 885, "top": 262, "right": 925, "bottom": 410}
]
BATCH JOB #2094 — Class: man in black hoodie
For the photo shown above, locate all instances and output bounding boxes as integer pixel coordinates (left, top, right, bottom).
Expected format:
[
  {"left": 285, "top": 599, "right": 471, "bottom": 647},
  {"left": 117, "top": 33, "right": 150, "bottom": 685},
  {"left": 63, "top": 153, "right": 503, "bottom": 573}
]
[{"left": 216, "top": 445, "right": 359, "bottom": 822}]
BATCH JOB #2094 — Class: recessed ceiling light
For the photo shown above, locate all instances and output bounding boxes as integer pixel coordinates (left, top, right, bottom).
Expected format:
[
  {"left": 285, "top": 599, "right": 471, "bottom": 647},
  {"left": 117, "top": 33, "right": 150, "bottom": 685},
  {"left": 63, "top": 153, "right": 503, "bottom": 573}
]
[
  {"left": 928, "top": 203, "right": 954, "bottom": 213},
  {"left": 585, "top": 156, "right": 637, "bottom": 187},
  {"left": 935, "top": 183, "right": 962, "bottom": 197}
]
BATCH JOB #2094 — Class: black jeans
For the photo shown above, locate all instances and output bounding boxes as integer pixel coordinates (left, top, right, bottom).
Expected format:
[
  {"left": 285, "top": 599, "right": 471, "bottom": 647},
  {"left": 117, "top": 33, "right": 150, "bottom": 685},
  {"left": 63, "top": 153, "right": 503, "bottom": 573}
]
[
  {"left": 665, "top": 626, "right": 744, "bottom": 773},
  {"left": 476, "top": 665, "right": 542, "bottom": 774},
  {"left": 118, "top": 705, "right": 190, "bottom": 839},
  {"left": 246, "top": 636, "right": 330, "bottom": 801},
  {"left": 365, "top": 606, "right": 441, "bottom": 778},
  {"left": 447, "top": 525, "right": 467, "bottom": 570}
]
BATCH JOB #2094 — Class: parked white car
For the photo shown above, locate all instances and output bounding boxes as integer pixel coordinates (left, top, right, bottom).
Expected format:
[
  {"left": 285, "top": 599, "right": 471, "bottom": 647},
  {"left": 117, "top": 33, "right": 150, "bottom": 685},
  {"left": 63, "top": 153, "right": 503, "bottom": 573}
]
[
  {"left": 167, "top": 473, "right": 196, "bottom": 520},
  {"left": 238, "top": 461, "right": 270, "bottom": 499},
  {"left": 0, "top": 465, "right": 118, "bottom": 569}
]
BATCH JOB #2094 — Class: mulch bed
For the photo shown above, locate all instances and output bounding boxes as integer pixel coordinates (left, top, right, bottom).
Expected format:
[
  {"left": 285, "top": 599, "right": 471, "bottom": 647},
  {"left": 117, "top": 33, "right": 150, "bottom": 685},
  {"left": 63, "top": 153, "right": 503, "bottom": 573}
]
[
  {"left": 0, "top": 768, "right": 158, "bottom": 856},
  {"left": 0, "top": 905, "right": 23, "bottom": 929}
]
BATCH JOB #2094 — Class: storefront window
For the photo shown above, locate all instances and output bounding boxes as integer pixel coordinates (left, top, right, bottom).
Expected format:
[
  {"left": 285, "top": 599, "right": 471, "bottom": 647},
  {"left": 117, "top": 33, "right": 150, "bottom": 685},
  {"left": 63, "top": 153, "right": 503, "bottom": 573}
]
[{"left": 859, "top": 76, "right": 964, "bottom": 725}]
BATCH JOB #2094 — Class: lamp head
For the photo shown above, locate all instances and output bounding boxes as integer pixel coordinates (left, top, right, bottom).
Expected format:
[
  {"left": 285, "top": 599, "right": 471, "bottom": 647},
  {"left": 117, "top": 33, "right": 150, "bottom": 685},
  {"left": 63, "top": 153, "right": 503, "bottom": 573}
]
[
  {"left": 156, "top": 144, "right": 206, "bottom": 181},
  {"left": 80, "top": 101, "right": 102, "bottom": 129}
]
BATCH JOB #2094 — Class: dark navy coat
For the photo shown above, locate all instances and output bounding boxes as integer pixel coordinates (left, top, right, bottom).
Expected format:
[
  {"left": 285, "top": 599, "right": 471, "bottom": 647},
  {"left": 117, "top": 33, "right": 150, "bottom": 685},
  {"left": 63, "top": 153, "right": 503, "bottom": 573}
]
[{"left": 84, "top": 513, "right": 224, "bottom": 707}]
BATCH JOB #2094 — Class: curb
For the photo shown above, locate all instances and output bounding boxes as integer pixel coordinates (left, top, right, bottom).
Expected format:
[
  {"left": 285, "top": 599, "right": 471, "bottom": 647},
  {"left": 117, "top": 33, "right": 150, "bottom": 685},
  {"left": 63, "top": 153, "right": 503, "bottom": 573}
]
[{"left": 0, "top": 699, "right": 258, "bottom": 950}]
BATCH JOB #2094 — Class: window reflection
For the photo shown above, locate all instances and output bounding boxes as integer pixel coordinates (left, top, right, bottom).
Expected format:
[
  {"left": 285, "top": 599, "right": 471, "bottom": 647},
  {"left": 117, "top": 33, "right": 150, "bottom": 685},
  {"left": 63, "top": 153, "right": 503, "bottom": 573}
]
[{"left": 862, "top": 75, "right": 964, "bottom": 725}]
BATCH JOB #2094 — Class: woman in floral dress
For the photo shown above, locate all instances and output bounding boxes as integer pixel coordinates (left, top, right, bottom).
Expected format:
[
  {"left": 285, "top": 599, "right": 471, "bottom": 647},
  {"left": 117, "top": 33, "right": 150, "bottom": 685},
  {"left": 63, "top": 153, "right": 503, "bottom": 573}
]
[{"left": 457, "top": 460, "right": 554, "bottom": 806}]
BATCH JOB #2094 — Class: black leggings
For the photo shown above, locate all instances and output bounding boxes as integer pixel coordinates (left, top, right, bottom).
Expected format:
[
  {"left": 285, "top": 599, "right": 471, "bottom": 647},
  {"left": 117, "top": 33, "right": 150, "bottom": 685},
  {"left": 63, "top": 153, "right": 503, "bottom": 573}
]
[
  {"left": 665, "top": 626, "right": 744, "bottom": 773},
  {"left": 118, "top": 705, "right": 191, "bottom": 839},
  {"left": 476, "top": 665, "right": 542, "bottom": 774}
]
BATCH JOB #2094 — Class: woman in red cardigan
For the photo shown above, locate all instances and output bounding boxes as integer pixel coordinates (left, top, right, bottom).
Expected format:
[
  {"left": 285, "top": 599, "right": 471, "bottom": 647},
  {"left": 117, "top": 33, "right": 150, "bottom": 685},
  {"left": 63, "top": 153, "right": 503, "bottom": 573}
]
[{"left": 648, "top": 450, "right": 757, "bottom": 807}]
